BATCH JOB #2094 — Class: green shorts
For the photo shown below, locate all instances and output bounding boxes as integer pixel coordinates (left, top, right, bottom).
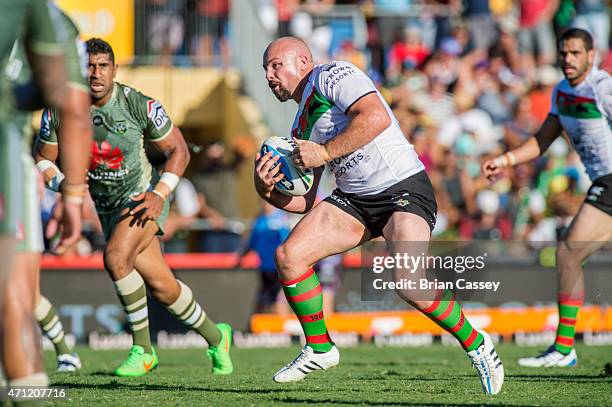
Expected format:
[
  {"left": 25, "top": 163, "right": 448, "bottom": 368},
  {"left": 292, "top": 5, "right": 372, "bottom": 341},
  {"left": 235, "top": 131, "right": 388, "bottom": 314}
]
[
  {"left": 97, "top": 195, "right": 170, "bottom": 241},
  {"left": 15, "top": 153, "right": 44, "bottom": 253},
  {"left": 0, "top": 123, "right": 24, "bottom": 237}
]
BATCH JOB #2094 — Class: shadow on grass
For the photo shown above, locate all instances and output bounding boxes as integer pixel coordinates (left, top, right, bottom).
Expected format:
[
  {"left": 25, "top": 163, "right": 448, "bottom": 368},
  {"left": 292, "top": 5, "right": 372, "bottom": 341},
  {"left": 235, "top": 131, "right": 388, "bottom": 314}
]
[
  {"left": 270, "top": 397, "right": 531, "bottom": 406},
  {"left": 507, "top": 374, "right": 612, "bottom": 384},
  {"left": 50, "top": 381, "right": 289, "bottom": 395}
]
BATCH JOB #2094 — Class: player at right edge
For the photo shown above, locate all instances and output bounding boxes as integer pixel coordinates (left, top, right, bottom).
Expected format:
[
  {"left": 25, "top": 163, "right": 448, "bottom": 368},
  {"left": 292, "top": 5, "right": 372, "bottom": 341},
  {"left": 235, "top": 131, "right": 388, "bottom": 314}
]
[{"left": 483, "top": 28, "right": 612, "bottom": 367}]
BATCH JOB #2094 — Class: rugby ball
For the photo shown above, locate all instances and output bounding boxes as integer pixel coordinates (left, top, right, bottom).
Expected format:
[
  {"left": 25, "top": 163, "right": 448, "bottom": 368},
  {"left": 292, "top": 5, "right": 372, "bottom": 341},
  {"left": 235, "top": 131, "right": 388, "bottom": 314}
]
[{"left": 260, "top": 136, "right": 314, "bottom": 196}]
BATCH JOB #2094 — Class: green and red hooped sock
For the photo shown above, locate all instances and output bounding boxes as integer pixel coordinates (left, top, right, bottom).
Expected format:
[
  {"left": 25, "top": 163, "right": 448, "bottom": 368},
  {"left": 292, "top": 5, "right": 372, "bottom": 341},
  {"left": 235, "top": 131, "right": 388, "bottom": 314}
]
[
  {"left": 419, "top": 289, "right": 484, "bottom": 352},
  {"left": 554, "top": 292, "right": 583, "bottom": 354},
  {"left": 281, "top": 268, "right": 333, "bottom": 353}
]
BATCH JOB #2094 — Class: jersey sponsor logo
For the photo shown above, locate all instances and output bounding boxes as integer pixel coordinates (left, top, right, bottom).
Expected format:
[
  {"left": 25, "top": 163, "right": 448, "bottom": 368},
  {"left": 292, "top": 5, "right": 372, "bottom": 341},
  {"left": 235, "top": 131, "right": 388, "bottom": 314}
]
[
  {"left": 147, "top": 100, "right": 169, "bottom": 130},
  {"left": 90, "top": 140, "right": 125, "bottom": 171},
  {"left": 328, "top": 152, "right": 365, "bottom": 178},
  {"left": 587, "top": 185, "right": 605, "bottom": 202},
  {"left": 393, "top": 196, "right": 410, "bottom": 207},
  {"left": 123, "top": 86, "right": 132, "bottom": 96},
  {"left": 324, "top": 64, "right": 357, "bottom": 91},
  {"left": 556, "top": 91, "right": 602, "bottom": 119},
  {"left": 115, "top": 122, "right": 127, "bottom": 134},
  {"left": 328, "top": 193, "right": 348, "bottom": 207},
  {"left": 93, "top": 115, "right": 103, "bottom": 126}
]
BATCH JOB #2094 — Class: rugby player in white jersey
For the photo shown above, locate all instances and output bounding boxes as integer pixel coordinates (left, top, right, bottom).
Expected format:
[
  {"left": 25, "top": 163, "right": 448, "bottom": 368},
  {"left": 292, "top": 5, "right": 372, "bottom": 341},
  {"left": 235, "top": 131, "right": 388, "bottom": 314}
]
[
  {"left": 255, "top": 36, "right": 504, "bottom": 394},
  {"left": 483, "top": 28, "right": 612, "bottom": 367}
]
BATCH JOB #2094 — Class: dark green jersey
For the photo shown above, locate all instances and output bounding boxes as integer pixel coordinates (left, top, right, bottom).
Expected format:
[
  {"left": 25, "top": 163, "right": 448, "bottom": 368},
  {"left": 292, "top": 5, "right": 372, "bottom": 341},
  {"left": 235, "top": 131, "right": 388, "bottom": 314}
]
[
  {"left": 0, "top": 0, "right": 65, "bottom": 121},
  {"left": 39, "top": 82, "right": 174, "bottom": 213},
  {"left": 6, "top": 8, "right": 87, "bottom": 148}
]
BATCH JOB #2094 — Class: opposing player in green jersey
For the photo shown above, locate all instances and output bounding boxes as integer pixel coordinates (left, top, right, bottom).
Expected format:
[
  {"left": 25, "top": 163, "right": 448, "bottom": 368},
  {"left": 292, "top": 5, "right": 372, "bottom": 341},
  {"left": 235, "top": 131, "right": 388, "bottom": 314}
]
[
  {"left": 35, "top": 38, "right": 233, "bottom": 377},
  {"left": 0, "top": 0, "right": 92, "bottom": 390}
]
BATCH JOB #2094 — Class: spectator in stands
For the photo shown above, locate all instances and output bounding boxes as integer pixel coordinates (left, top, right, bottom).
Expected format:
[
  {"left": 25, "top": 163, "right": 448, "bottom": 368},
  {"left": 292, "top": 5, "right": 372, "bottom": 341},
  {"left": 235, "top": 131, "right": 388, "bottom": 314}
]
[
  {"left": 333, "top": 40, "right": 367, "bottom": 72},
  {"left": 370, "top": 0, "right": 413, "bottom": 48},
  {"left": 518, "top": 0, "right": 558, "bottom": 73},
  {"left": 194, "top": 0, "right": 231, "bottom": 67},
  {"left": 528, "top": 65, "right": 560, "bottom": 124},
  {"left": 192, "top": 137, "right": 253, "bottom": 252},
  {"left": 148, "top": 0, "right": 186, "bottom": 66},
  {"left": 460, "top": 189, "right": 512, "bottom": 240},
  {"left": 290, "top": 0, "right": 335, "bottom": 63},
  {"left": 504, "top": 94, "right": 540, "bottom": 149},
  {"left": 524, "top": 190, "right": 557, "bottom": 246},
  {"left": 572, "top": 0, "right": 610, "bottom": 62},
  {"left": 276, "top": 0, "right": 300, "bottom": 37},
  {"left": 162, "top": 178, "right": 226, "bottom": 252},
  {"left": 462, "top": 0, "right": 497, "bottom": 51},
  {"left": 386, "top": 27, "right": 431, "bottom": 83},
  {"left": 235, "top": 201, "right": 291, "bottom": 314},
  {"left": 426, "top": 0, "right": 462, "bottom": 50}
]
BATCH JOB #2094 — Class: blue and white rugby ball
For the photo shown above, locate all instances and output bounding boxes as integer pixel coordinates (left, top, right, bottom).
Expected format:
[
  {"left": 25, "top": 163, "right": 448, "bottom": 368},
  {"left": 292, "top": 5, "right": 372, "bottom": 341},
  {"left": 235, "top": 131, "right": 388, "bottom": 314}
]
[{"left": 260, "top": 136, "right": 314, "bottom": 196}]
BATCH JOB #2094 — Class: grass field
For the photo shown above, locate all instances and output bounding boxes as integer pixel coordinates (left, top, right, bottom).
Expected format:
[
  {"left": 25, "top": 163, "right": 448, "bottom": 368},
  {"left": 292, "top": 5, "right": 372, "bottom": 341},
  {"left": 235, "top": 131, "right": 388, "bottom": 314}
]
[{"left": 45, "top": 344, "right": 611, "bottom": 406}]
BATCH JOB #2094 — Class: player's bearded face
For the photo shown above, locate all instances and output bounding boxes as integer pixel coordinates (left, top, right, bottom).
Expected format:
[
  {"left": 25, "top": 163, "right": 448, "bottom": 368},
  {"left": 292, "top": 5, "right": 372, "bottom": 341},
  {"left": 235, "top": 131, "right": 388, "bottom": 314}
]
[
  {"left": 88, "top": 53, "right": 116, "bottom": 101},
  {"left": 264, "top": 53, "right": 300, "bottom": 102},
  {"left": 559, "top": 38, "right": 593, "bottom": 82}
]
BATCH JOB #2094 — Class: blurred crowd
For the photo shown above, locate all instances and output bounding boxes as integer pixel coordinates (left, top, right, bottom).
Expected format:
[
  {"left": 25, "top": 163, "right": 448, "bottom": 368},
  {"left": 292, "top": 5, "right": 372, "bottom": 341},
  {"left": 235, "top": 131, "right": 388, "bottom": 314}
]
[
  {"left": 47, "top": 1, "right": 611, "bottom": 253},
  {"left": 136, "top": 0, "right": 231, "bottom": 66},
  {"left": 255, "top": 0, "right": 610, "bottom": 244}
]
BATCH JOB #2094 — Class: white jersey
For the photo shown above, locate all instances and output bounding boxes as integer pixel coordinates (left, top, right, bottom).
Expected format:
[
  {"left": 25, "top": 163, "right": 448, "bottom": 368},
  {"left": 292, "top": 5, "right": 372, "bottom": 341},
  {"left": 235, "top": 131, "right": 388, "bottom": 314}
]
[
  {"left": 550, "top": 67, "right": 612, "bottom": 181},
  {"left": 291, "top": 61, "right": 424, "bottom": 195}
]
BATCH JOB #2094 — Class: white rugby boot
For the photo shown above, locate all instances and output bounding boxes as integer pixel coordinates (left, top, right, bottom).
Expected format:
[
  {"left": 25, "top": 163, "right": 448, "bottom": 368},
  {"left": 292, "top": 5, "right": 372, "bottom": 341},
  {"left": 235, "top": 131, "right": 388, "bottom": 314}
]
[
  {"left": 518, "top": 346, "right": 577, "bottom": 367},
  {"left": 273, "top": 345, "right": 340, "bottom": 383},
  {"left": 467, "top": 330, "right": 504, "bottom": 395},
  {"left": 57, "top": 353, "right": 82, "bottom": 372}
]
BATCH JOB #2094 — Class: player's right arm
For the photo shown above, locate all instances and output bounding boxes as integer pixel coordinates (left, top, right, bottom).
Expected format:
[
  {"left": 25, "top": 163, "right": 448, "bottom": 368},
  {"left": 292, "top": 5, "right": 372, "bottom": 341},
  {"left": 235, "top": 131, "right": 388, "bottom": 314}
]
[
  {"left": 254, "top": 151, "right": 323, "bottom": 214},
  {"left": 23, "top": 0, "right": 69, "bottom": 109},
  {"left": 482, "top": 113, "right": 563, "bottom": 182}
]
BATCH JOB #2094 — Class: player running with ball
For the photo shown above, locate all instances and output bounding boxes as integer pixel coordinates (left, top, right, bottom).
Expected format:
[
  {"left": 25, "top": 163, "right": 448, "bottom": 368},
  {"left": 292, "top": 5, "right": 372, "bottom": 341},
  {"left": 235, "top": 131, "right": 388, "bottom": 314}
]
[
  {"left": 483, "top": 29, "right": 612, "bottom": 368},
  {"left": 35, "top": 38, "right": 233, "bottom": 377},
  {"left": 255, "top": 36, "right": 504, "bottom": 394}
]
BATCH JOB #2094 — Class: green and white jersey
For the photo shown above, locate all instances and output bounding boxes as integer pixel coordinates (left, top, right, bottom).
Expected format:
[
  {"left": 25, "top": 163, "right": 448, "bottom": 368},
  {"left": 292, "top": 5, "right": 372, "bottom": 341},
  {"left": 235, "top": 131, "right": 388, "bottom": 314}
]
[
  {"left": 0, "top": 0, "right": 65, "bottom": 121},
  {"left": 550, "top": 67, "right": 612, "bottom": 181},
  {"left": 6, "top": 8, "right": 87, "bottom": 149},
  {"left": 39, "top": 82, "right": 174, "bottom": 213},
  {"left": 291, "top": 61, "right": 424, "bottom": 195},
  {"left": 4, "top": 8, "right": 86, "bottom": 250}
]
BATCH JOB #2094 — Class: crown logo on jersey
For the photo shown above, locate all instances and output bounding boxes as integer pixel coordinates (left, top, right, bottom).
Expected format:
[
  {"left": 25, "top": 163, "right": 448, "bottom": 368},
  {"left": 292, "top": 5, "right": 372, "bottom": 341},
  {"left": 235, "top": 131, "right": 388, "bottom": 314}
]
[{"left": 90, "top": 140, "right": 125, "bottom": 170}]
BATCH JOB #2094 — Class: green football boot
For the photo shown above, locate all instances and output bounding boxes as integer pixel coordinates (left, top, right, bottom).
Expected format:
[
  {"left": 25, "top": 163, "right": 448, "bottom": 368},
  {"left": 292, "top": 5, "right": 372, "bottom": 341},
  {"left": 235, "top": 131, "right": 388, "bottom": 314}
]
[
  {"left": 207, "top": 323, "right": 234, "bottom": 375},
  {"left": 114, "top": 345, "right": 158, "bottom": 377}
]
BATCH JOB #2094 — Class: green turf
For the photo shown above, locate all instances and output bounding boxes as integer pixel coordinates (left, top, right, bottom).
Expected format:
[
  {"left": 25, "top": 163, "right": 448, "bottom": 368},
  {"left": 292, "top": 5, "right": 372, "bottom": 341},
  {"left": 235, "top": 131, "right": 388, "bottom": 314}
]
[{"left": 45, "top": 344, "right": 611, "bottom": 406}]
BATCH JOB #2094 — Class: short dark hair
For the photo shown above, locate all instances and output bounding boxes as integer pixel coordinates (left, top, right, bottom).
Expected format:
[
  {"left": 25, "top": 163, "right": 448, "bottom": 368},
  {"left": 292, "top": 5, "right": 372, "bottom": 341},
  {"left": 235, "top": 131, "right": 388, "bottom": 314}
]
[
  {"left": 86, "top": 38, "right": 115, "bottom": 64},
  {"left": 559, "top": 28, "right": 594, "bottom": 51}
]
